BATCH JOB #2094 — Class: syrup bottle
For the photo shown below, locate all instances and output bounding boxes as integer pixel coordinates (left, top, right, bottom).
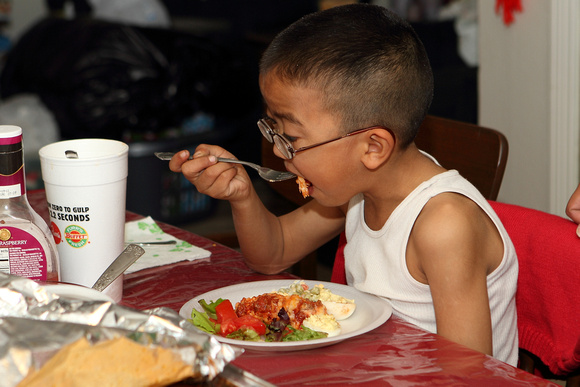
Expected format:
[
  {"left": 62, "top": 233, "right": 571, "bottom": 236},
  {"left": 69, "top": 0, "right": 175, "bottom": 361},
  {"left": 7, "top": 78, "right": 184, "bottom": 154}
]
[{"left": 0, "top": 125, "right": 59, "bottom": 281}]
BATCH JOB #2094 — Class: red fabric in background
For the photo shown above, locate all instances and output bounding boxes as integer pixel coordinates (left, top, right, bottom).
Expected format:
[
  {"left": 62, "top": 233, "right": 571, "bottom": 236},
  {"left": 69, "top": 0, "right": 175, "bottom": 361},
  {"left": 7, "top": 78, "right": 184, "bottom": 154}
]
[
  {"left": 331, "top": 201, "right": 580, "bottom": 376},
  {"left": 495, "top": 0, "right": 523, "bottom": 26},
  {"left": 330, "top": 232, "right": 347, "bottom": 285},
  {"left": 489, "top": 201, "right": 580, "bottom": 376}
]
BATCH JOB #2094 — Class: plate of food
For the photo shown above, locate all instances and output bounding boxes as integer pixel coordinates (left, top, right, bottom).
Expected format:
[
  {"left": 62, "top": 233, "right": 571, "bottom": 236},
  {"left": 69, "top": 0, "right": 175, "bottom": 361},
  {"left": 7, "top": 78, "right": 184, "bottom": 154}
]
[{"left": 179, "top": 280, "right": 392, "bottom": 351}]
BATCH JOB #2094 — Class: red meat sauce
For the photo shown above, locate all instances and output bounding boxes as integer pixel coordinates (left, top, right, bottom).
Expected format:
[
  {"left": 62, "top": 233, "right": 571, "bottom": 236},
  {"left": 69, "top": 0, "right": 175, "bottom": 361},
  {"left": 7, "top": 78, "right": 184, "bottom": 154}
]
[{"left": 235, "top": 293, "right": 327, "bottom": 329}]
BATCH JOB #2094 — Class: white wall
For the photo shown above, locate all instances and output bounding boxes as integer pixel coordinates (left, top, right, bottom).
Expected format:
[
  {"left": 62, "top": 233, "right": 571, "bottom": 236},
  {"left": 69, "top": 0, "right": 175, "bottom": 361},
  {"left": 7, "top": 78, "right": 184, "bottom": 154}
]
[
  {"left": 478, "top": 0, "right": 580, "bottom": 216},
  {"left": 5, "top": 0, "right": 47, "bottom": 43}
]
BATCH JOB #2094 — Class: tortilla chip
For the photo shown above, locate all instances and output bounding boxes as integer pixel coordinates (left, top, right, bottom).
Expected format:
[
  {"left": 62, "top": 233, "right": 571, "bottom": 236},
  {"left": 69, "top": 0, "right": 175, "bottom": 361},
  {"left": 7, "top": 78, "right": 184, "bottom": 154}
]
[{"left": 19, "top": 336, "right": 195, "bottom": 387}]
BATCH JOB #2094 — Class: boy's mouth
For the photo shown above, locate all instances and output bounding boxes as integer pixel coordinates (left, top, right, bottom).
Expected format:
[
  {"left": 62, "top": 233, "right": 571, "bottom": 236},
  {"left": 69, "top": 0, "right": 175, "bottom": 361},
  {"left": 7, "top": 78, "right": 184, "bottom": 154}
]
[{"left": 296, "top": 176, "right": 312, "bottom": 198}]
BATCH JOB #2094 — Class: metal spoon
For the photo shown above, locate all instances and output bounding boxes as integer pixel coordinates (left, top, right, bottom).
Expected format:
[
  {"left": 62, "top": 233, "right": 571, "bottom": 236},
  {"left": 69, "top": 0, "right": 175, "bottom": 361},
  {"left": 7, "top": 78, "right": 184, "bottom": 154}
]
[
  {"left": 92, "top": 244, "right": 145, "bottom": 292},
  {"left": 154, "top": 152, "right": 296, "bottom": 183},
  {"left": 125, "top": 240, "right": 177, "bottom": 247}
]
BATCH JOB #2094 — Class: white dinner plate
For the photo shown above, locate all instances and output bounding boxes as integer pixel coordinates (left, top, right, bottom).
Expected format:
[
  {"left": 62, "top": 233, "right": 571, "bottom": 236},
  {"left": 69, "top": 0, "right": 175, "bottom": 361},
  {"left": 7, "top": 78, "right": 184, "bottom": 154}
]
[
  {"left": 179, "top": 280, "right": 392, "bottom": 351},
  {"left": 43, "top": 284, "right": 115, "bottom": 302}
]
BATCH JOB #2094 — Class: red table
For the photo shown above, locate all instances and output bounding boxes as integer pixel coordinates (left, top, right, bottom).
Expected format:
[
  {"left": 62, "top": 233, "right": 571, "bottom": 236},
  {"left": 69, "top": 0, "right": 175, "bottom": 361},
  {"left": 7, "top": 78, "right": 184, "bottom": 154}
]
[{"left": 28, "top": 190, "right": 556, "bottom": 386}]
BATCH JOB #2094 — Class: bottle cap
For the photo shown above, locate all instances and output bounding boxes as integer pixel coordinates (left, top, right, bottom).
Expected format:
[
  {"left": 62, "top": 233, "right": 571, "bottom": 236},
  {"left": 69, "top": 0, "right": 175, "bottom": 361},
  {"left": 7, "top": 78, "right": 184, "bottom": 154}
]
[
  {"left": 0, "top": 125, "right": 23, "bottom": 138},
  {"left": 0, "top": 125, "right": 23, "bottom": 147},
  {"left": 0, "top": 125, "right": 24, "bottom": 196}
]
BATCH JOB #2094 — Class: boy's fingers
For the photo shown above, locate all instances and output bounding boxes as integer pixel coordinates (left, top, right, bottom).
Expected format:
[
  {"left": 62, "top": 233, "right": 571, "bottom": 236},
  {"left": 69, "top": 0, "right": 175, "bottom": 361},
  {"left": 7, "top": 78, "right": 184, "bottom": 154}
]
[
  {"left": 179, "top": 154, "right": 220, "bottom": 179},
  {"left": 168, "top": 150, "right": 190, "bottom": 172}
]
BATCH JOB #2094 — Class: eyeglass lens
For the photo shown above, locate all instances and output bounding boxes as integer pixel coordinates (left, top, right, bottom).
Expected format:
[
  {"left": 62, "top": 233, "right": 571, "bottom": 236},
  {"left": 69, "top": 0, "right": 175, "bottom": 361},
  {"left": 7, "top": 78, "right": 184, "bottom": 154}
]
[
  {"left": 258, "top": 119, "right": 294, "bottom": 159},
  {"left": 258, "top": 120, "right": 273, "bottom": 142},
  {"left": 273, "top": 136, "right": 293, "bottom": 159}
]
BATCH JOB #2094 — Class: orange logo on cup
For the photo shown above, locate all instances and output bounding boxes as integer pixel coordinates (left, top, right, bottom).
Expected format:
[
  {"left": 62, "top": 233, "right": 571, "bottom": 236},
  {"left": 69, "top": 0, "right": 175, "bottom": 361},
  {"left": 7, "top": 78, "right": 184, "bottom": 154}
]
[{"left": 64, "top": 225, "right": 88, "bottom": 248}]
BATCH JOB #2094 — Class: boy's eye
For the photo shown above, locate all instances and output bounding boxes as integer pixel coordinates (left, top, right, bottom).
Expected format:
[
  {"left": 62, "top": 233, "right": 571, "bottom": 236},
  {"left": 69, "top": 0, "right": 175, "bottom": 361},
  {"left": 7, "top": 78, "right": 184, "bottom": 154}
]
[
  {"left": 283, "top": 133, "right": 298, "bottom": 143},
  {"left": 264, "top": 116, "right": 277, "bottom": 126},
  {"left": 265, "top": 116, "right": 298, "bottom": 142},
  {"left": 263, "top": 116, "right": 280, "bottom": 132}
]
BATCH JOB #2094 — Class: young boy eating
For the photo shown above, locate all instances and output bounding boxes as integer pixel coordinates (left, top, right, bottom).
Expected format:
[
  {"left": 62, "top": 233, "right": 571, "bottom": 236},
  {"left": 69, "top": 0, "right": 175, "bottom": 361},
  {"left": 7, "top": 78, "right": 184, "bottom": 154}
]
[{"left": 169, "top": 4, "right": 518, "bottom": 365}]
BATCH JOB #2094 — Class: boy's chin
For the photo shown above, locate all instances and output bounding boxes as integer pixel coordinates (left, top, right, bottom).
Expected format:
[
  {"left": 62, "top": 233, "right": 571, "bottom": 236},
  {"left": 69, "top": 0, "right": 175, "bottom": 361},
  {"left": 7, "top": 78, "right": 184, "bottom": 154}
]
[{"left": 313, "top": 194, "right": 351, "bottom": 208}]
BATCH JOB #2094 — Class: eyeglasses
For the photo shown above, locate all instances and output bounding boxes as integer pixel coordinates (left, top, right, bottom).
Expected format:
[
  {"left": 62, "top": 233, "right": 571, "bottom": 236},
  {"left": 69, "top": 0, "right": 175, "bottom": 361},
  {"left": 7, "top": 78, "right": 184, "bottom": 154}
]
[{"left": 258, "top": 117, "right": 390, "bottom": 160}]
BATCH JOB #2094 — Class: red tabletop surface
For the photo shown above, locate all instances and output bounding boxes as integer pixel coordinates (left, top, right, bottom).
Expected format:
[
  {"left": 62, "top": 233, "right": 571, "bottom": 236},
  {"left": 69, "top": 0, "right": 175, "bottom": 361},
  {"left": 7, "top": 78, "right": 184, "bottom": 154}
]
[{"left": 27, "top": 190, "right": 555, "bottom": 386}]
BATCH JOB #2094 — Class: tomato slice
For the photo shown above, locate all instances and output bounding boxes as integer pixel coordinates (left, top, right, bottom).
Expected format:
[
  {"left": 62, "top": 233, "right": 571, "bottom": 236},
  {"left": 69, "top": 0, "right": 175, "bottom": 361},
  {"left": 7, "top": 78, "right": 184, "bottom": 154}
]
[
  {"left": 215, "top": 299, "right": 267, "bottom": 337},
  {"left": 219, "top": 319, "right": 238, "bottom": 336},
  {"left": 215, "top": 299, "right": 237, "bottom": 323},
  {"left": 234, "top": 315, "right": 267, "bottom": 335}
]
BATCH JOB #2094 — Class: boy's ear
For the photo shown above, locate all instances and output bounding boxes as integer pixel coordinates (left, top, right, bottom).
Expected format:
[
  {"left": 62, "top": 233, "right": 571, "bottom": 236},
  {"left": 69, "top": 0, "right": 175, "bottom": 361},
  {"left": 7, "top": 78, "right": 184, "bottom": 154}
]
[{"left": 361, "top": 129, "right": 396, "bottom": 169}]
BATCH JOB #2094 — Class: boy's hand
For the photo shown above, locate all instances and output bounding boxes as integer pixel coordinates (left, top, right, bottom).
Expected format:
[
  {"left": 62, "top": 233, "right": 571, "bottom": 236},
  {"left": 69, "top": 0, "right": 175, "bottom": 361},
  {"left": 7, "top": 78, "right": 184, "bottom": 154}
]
[
  {"left": 168, "top": 145, "right": 252, "bottom": 202},
  {"left": 565, "top": 183, "right": 580, "bottom": 237}
]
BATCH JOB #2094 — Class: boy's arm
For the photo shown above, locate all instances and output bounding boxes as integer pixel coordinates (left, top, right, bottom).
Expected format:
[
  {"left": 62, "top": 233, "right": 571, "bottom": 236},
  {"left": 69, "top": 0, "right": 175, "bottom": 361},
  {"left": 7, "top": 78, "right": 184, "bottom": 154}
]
[
  {"left": 170, "top": 146, "right": 345, "bottom": 274},
  {"left": 408, "top": 194, "right": 503, "bottom": 356},
  {"left": 234, "top": 198, "right": 345, "bottom": 274}
]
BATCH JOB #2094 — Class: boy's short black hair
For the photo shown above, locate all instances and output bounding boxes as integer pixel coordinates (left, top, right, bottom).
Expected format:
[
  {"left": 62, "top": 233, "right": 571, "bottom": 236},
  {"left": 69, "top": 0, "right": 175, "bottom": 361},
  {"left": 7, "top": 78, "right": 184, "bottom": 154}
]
[{"left": 260, "top": 4, "right": 434, "bottom": 147}]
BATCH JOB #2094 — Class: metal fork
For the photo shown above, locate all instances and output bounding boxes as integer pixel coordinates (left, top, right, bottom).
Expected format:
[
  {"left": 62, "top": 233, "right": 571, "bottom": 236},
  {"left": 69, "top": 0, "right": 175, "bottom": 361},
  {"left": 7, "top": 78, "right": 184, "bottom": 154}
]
[{"left": 154, "top": 152, "right": 296, "bottom": 183}]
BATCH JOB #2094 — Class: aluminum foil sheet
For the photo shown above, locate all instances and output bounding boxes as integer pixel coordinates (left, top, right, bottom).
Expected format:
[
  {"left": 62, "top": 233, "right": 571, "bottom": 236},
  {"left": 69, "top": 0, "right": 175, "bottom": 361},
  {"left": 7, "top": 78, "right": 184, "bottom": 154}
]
[{"left": 0, "top": 273, "right": 243, "bottom": 387}]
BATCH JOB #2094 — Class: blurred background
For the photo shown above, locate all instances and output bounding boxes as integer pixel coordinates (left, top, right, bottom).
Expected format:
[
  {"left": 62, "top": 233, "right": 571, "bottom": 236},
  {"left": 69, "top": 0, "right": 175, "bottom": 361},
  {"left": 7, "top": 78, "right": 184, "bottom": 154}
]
[
  {"left": 2, "top": 0, "right": 575, "bottom": 280},
  {"left": 0, "top": 0, "right": 477, "bottom": 220},
  {"left": 0, "top": 0, "right": 482, "bottom": 279}
]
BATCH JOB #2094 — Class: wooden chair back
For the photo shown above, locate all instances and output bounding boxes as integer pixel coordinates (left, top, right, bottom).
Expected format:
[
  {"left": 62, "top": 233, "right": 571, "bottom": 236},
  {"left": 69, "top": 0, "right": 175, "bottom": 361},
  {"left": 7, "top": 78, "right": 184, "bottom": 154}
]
[{"left": 414, "top": 115, "right": 509, "bottom": 200}]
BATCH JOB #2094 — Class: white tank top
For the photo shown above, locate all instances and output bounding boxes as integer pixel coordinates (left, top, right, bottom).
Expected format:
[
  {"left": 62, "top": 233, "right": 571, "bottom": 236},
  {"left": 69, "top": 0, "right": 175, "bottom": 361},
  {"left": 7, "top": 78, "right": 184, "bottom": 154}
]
[{"left": 344, "top": 169, "right": 519, "bottom": 366}]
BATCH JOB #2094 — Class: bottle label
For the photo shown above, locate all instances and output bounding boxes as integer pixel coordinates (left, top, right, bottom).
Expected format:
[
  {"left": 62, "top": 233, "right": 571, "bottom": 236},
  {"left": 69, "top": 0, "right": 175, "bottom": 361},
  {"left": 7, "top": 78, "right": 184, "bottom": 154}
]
[
  {"left": 0, "top": 134, "right": 25, "bottom": 199},
  {"left": 0, "top": 226, "right": 48, "bottom": 280},
  {"left": 0, "top": 183, "right": 22, "bottom": 199}
]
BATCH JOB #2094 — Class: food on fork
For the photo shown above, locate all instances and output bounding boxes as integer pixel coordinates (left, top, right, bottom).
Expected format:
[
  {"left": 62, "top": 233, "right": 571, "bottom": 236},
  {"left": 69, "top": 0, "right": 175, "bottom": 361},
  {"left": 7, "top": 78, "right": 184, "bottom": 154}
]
[{"left": 296, "top": 176, "right": 311, "bottom": 198}]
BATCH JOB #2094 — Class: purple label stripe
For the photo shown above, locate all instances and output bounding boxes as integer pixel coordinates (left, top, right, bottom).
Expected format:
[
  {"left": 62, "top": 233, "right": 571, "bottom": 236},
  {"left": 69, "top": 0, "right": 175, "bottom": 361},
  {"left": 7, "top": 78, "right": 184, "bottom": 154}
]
[{"left": 0, "top": 135, "right": 22, "bottom": 145}]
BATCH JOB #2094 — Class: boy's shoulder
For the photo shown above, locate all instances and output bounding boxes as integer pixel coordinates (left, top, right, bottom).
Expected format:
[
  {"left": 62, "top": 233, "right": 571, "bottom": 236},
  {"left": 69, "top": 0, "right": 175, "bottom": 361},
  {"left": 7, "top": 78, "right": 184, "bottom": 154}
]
[
  {"left": 403, "top": 168, "right": 492, "bottom": 249},
  {"left": 418, "top": 192, "right": 485, "bottom": 233},
  {"left": 408, "top": 191, "right": 504, "bottom": 281}
]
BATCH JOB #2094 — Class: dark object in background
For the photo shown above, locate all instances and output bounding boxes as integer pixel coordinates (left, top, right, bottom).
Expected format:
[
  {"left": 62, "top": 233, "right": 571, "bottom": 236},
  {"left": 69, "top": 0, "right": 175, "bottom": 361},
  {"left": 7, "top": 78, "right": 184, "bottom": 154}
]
[
  {"left": 45, "top": 0, "right": 93, "bottom": 17},
  {"left": 411, "top": 20, "right": 478, "bottom": 124},
  {"left": 161, "top": 0, "right": 318, "bottom": 37},
  {"left": 0, "top": 17, "right": 257, "bottom": 141},
  {"left": 0, "top": 17, "right": 262, "bottom": 224},
  {"left": 127, "top": 128, "right": 237, "bottom": 224}
]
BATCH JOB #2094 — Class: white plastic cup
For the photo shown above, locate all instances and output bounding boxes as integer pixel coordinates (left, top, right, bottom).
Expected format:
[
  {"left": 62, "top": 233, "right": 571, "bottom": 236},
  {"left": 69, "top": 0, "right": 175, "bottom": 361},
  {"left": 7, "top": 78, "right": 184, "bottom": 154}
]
[{"left": 39, "top": 139, "right": 129, "bottom": 302}]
